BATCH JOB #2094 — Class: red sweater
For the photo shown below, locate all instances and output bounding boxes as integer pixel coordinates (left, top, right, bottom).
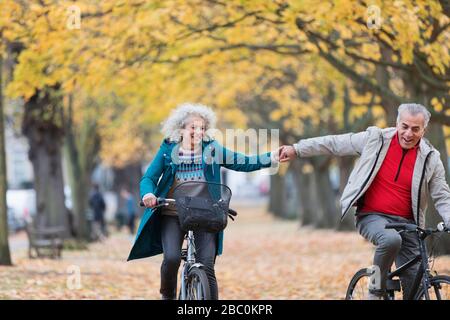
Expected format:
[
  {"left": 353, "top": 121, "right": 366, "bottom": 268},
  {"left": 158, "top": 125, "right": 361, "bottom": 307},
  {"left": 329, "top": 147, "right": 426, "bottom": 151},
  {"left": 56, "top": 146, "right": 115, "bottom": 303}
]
[{"left": 359, "top": 132, "right": 418, "bottom": 220}]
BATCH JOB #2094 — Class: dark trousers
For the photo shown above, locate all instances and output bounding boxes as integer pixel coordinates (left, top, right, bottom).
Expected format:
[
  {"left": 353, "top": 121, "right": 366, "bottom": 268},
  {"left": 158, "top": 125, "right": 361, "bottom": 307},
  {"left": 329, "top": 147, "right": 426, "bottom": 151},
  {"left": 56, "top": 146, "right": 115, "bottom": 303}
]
[{"left": 160, "top": 215, "right": 218, "bottom": 299}]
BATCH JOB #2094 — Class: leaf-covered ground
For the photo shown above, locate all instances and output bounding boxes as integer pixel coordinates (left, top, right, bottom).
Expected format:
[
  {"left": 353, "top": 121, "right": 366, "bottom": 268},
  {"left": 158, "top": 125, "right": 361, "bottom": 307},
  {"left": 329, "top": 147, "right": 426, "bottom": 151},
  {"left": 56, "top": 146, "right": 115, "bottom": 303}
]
[{"left": 1, "top": 201, "right": 449, "bottom": 300}]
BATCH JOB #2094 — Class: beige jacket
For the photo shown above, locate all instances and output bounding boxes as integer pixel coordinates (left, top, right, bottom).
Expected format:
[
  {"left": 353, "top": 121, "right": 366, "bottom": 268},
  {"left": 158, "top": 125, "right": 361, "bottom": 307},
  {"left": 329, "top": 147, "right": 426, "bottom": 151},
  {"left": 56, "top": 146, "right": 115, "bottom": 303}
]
[{"left": 294, "top": 126, "right": 450, "bottom": 228}]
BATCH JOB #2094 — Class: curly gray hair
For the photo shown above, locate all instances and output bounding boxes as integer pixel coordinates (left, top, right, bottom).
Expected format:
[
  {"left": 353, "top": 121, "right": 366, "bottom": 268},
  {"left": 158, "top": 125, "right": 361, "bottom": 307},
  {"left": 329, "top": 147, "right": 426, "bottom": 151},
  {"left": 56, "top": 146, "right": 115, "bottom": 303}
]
[{"left": 161, "top": 103, "right": 217, "bottom": 142}]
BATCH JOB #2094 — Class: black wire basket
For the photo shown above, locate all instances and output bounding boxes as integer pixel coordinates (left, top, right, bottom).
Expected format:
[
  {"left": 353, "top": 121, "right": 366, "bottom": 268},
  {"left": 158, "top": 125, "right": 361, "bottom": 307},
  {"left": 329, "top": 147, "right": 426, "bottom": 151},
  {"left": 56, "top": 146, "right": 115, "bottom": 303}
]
[{"left": 172, "top": 181, "right": 232, "bottom": 233}]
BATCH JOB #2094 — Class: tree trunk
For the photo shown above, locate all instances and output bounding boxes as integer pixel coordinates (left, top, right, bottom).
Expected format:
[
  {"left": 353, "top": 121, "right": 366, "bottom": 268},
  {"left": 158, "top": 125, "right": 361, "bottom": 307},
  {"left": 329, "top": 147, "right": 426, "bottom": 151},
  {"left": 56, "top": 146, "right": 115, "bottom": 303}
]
[
  {"left": 64, "top": 141, "right": 88, "bottom": 238},
  {"left": 63, "top": 94, "right": 100, "bottom": 240},
  {"left": 375, "top": 49, "right": 398, "bottom": 125},
  {"left": 22, "top": 89, "right": 69, "bottom": 235},
  {"left": 268, "top": 172, "right": 286, "bottom": 217},
  {"left": 311, "top": 157, "right": 338, "bottom": 228},
  {"left": 289, "top": 165, "right": 303, "bottom": 222},
  {"left": 0, "top": 45, "right": 12, "bottom": 265},
  {"left": 294, "top": 159, "right": 319, "bottom": 226},
  {"left": 282, "top": 163, "right": 301, "bottom": 219}
]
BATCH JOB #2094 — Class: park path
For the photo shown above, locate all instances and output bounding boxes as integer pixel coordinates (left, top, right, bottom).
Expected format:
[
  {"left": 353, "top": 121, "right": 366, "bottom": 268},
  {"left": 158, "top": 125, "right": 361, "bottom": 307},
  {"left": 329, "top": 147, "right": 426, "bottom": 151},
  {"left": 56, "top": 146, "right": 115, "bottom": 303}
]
[{"left": 2, "top": 199, "right": 449, "bottom": 299}]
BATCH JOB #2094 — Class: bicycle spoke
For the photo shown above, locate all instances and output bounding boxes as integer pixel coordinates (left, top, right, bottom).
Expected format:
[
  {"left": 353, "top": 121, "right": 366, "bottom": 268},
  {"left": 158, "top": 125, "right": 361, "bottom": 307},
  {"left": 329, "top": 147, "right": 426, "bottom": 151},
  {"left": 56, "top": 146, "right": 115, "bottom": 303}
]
[
  {"left": 187, "top": 274, "right": 204, "bottom": 300},
  {"left": 353, "top": 276, "right": 369, "bottom": 299},
  {"left": 197, "top": 279, "right": 203, "bottom": 299}
]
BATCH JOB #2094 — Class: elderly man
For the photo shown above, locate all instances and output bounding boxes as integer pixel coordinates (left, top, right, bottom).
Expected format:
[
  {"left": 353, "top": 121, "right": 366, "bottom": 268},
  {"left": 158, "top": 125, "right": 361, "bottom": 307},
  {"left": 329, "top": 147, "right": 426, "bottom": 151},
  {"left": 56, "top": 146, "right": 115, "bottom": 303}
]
[{"left": 279, "top": 103, "right": 450, "bottom": 299}]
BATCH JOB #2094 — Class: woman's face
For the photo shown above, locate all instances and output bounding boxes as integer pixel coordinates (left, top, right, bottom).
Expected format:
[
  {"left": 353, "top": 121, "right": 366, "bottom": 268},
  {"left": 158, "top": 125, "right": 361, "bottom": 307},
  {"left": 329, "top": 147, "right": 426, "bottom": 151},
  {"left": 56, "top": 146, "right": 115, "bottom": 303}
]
[{"left": 181, "top": 116, "right": 205, "bottom": 147}]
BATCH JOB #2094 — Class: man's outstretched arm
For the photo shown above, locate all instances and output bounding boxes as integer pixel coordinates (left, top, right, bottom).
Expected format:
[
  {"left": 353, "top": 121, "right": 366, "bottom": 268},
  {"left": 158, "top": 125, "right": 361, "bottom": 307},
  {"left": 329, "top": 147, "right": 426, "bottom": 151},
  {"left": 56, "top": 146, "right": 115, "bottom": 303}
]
[{"left": 279, "top": 130, "right": 370, "bottom": 163}]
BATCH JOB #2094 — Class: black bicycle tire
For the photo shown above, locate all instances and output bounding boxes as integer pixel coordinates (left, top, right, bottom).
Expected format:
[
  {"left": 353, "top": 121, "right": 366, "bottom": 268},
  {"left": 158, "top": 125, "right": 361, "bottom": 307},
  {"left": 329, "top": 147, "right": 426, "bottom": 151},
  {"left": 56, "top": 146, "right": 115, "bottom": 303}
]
[
  {"left": 415, "top": 275, "right": 450, "bottom": 300},
  {"left": 184, "top": 266, "right": 211, "bottom": 300},
  {"left": 345, "top": 268, "right": 388, "bottom": 300}
]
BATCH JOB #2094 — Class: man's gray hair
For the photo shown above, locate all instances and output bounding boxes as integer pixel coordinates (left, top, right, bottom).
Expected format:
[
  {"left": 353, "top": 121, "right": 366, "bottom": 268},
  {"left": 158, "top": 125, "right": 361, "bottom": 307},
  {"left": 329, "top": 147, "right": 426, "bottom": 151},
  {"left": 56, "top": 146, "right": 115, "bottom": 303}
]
[{"left": 396, "top": 103, "right": 431, "bottom": 128}]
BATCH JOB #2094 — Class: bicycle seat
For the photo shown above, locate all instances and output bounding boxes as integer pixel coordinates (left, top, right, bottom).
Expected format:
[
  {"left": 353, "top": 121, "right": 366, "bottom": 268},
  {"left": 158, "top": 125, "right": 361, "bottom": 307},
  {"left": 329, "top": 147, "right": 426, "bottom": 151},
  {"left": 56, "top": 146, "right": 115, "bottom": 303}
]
[{"left": 385, "top": 223, "right": 417, "bottom": 231}]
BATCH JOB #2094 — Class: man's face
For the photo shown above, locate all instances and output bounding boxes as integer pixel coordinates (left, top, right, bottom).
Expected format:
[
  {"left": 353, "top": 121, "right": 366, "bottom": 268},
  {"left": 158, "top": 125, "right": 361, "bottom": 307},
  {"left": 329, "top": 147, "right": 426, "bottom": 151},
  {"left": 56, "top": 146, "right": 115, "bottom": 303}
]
[{"left": 396, "top": 112, "right": 426, "bottom": 149}]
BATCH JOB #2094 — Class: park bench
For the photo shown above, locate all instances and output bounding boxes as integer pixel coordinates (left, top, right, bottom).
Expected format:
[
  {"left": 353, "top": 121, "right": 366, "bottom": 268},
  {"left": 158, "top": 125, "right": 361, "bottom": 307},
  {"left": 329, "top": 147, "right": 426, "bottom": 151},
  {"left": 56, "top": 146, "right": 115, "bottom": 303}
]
[{"left": 25, "top": 217, "right": 65, "bottom": 259}]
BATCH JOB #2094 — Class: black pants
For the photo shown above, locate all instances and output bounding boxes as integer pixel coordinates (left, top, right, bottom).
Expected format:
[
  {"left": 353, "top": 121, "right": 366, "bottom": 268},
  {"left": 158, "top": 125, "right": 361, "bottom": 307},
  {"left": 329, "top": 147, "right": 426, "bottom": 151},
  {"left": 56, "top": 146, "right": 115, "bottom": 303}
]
[{"left": 160, "top": 215, "right": 218, "bottom": 299}]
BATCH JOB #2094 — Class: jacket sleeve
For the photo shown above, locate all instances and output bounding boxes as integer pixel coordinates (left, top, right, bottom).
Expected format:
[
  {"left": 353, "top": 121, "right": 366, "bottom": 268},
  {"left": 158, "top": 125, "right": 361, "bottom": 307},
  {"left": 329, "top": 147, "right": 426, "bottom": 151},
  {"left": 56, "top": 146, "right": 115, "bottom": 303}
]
[
  {"left": 139, "top": 143, "right": 166, "bottom": 199},
  {"left": 217, "top": 144, "right": 273, "bottom": 172},
  {"left": 429, "top": 156, "right": 450, "bottom": 228},
  {"left": 293, "top": 130, "right": 369, "bottom": 157}
]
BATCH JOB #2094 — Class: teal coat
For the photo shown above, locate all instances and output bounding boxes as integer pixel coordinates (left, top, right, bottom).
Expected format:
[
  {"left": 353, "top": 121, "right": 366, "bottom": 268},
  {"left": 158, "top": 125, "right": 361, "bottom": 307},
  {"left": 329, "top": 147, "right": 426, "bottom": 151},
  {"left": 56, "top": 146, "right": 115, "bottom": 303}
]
[{"left": 127, "top": 139, "right": 273, "bottom": 261}]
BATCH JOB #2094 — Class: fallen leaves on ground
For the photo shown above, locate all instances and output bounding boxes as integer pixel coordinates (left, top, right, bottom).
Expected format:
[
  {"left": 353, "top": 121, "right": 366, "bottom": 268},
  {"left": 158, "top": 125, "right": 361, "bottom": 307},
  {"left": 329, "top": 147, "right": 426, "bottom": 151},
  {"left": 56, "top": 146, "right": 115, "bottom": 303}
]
[{"left": 1, "top": 201, "right": 449, "bottom": 300}]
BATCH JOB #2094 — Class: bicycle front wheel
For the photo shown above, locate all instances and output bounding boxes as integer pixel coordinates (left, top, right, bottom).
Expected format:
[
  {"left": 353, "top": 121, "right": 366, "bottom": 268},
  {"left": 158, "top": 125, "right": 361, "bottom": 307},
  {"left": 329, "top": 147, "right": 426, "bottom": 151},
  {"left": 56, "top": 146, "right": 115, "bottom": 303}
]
[
  {"left": 345, "top": 268, "right": 384, "bottom": 300},
  {"left": 184, "top": 267, "right": 211, "bottom": 300},
  {"left": 415, "top": 275, "right": 450, "bottom": 300}
]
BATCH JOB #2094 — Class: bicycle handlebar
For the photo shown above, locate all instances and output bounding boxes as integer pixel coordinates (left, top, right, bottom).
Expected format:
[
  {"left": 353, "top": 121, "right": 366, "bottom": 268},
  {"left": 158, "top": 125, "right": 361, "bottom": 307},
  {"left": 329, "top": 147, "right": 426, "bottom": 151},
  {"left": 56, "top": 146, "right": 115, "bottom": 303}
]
[
  {"left": 385, "top": 222, "right": 449, "bottom": 234},
  {"left": 139, "top": 197, "right": 239, "bottom": 219},
  {"left": 139, "top": 197, "right": 175, "bottom": 208}
]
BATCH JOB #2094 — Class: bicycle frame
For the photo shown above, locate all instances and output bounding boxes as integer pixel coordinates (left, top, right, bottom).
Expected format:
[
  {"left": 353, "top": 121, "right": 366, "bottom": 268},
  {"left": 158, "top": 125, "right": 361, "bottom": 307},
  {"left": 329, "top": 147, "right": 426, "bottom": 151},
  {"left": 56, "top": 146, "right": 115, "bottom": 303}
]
[
  {"left": 179, "top": 230, "right": 206, "bottom": 300},
  {"left": 386, "top": 230, "right": 433, "bottom": 300}
]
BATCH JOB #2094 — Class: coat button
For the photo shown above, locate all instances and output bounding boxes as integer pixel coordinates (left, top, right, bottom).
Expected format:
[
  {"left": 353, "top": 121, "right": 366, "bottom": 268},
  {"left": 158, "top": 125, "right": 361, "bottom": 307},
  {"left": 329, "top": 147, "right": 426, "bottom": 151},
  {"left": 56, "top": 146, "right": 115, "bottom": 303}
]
[{"left": 163, "top": 153, "right": 167, "bottom": 156}]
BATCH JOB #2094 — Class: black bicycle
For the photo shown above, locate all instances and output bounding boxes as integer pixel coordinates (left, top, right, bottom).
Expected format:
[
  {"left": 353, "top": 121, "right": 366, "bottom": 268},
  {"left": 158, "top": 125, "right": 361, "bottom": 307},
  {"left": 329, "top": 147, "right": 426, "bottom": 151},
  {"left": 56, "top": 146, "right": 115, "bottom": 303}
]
[
  {"left": 346, "top": 222, "right": 449, "bottom": 300},
  {"left": 140, "top": 181, "right": 236, "bottom": 300}
]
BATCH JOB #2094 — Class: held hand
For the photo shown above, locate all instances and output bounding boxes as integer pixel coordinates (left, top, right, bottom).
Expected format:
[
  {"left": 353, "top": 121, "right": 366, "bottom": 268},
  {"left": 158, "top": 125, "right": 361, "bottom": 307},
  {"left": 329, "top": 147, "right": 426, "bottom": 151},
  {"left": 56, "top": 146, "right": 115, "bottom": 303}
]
[
  {"left": 271, "top": 147, "right": 283, "bottom": 162},
  {"left": 279, "top": 145, "right": 297, "bottom": 163},
  {"left": 142, "top": 193, "right": 157, "bottom": 208}
]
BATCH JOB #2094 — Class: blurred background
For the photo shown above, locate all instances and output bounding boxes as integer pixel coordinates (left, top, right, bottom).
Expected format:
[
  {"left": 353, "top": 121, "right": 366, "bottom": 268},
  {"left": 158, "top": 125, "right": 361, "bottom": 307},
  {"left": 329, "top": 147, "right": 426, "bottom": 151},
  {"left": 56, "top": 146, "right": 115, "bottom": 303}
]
[{"left": 0, "top": 0, "right": 448, "bottom": 299}]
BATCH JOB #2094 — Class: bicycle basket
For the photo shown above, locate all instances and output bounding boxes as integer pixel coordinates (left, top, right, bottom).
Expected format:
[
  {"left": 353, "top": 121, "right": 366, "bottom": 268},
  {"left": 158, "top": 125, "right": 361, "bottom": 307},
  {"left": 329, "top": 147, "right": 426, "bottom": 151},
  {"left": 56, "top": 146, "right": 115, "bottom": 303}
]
[{"left": 172, "top": 181, "right": 232, "bottom": 233}]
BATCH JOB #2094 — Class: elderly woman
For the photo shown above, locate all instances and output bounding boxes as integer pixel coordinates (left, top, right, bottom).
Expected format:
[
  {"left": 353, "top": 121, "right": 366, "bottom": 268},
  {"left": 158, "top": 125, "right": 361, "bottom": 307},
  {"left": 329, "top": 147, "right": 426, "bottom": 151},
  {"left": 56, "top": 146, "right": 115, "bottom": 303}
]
[{"left": 127, "top": 103, "right": 278, "bottom": 300}]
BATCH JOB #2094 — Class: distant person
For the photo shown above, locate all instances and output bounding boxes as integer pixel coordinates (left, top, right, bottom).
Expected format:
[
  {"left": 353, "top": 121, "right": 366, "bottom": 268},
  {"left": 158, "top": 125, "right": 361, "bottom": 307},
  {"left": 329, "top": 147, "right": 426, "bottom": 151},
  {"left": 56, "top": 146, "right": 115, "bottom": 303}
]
[
  {"left": 89, "top": 184, "right": 107, "bottom": 240},
  {"left": 121, "top": 187, "right": 136, "bottom": 235}
]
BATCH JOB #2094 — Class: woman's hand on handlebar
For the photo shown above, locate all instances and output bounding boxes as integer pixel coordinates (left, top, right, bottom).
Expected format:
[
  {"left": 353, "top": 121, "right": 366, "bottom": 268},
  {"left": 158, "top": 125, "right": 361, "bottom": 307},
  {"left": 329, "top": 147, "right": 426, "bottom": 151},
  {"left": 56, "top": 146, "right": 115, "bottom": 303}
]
[{"left": 142, "top": 193, "right": 157, "bottom": 208}]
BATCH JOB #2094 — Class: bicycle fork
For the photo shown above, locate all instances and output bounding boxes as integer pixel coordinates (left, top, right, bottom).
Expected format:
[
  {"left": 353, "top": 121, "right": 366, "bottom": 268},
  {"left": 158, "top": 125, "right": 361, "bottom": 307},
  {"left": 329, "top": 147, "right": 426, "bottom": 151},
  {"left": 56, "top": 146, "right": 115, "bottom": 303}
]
[
  {"left": 418, "top": 237, "right": 432, "bottom": 300},
  {"left": 179, "top": 231, "right": 196, "bottom": 300}
]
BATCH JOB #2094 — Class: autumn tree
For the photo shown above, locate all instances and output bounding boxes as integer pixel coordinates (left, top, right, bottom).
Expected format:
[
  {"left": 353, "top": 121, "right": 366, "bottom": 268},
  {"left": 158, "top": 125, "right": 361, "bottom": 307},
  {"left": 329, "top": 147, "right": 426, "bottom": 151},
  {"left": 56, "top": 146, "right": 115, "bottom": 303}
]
[{"left": 0, "top": 31, "right": 12, "bottom": 265}]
